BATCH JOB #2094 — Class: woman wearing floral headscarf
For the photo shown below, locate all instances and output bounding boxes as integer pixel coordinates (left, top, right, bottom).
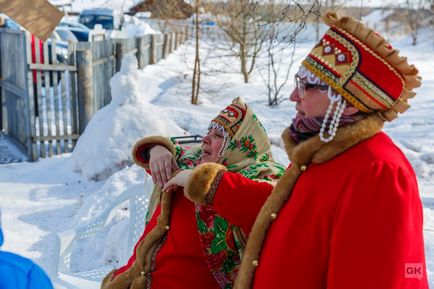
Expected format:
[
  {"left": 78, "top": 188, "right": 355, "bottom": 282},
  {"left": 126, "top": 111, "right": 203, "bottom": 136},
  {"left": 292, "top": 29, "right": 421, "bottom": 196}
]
[{"left": 101, "top": 97, "right": 285, "bottom": 289}]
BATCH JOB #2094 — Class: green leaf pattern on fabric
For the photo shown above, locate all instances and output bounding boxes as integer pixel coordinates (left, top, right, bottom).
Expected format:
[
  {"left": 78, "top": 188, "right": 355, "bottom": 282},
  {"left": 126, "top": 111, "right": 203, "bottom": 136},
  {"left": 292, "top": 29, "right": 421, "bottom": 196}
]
[
  {"left": 259, "top": 152, "right": 270, "bottom": 162},
  {"left": 228, "top": 135, "right": 259, "bottom": 160}
]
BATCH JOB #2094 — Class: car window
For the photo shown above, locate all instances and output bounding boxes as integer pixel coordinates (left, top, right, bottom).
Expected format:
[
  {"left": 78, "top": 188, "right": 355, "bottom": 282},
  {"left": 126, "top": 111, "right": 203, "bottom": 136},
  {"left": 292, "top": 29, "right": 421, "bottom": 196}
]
[
  {"left": 60, "top": 21, "right": 90, "bottom": 31},
  {"left": 79, "top": 15, "right": 114, "bottom": 30}
]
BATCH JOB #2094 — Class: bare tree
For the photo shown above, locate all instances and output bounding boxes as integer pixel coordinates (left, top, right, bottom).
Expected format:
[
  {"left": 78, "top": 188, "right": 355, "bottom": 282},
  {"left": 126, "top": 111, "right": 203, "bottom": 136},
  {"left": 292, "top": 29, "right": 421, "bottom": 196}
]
[
  {"left": 259, "top": 1, "right": 320, "bottom": 106},
  {"left": 405, "top": 0, "right": 425, "bottom": 45},
  {"left": 206, "top": 1, "right": 268, "bottom": 83},
  {"left": 191, "top": 0, "right": 201, "bottom": 104}
]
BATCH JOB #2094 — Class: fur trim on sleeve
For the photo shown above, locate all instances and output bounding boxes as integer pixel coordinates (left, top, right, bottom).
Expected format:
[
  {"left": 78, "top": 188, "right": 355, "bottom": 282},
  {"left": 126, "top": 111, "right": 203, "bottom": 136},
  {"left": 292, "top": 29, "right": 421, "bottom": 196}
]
[
  {"left": 184, "top": 163, "right": 227, "bottom": 205},
  {"left": 132, "top": 136, "right": 177, "bottom": 169}
]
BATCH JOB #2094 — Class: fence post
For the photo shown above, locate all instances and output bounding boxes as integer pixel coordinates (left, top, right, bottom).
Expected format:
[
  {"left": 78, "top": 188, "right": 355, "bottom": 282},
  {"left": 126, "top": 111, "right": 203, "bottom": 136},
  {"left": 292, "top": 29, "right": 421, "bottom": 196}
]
[
  {"left": 150, "top": 34, "right": 158, "bottom": 64},
  {"left": 179, "top": 32, "right": 185, "bottom": 45},
  {"left": 177, "top": 32, "right": 181, "bottom": 48},
  {"left": 136, "top": 36, "right": 144, "bottom": 69},
  {"left": 162, "top": 34, "right": 169, "bottom": 59},
  {"left": 170, "top": 32, "right": 175, "bottom": 51},
  {"left": 184, "top": 26, "right": 189, "bottom": 41},
  {"left": 115, "top": 41, "right": 124, "bottom": 72},
  {"left": 76, "top": 48, "right": 93, "bottom": 134},
  {"left": 21, "top": 32, "right": 35, "bottom": 160}
]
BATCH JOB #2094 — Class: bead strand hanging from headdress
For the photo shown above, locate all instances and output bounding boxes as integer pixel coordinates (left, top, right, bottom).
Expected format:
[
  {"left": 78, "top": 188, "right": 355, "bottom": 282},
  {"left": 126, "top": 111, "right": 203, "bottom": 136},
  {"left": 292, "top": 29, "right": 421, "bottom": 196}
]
[
  {"left": 208, "top": 122, "right": 230, "bottom": 158},
  {"left": 319, "top": 87, "right": 346, "bottom": 143}
]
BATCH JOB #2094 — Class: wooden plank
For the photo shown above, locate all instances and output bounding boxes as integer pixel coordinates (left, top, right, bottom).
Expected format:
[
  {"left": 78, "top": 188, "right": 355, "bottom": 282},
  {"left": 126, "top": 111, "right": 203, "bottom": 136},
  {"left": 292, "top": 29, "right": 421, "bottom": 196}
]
[
  {"left": 0, "top": 79, "right": 27, "bottom": 98},
  {"left": 125, "top": 48, "right": 138, "bottom": 55},
  {"left": 34, "top": 36, "right": 46, "bottom": 158},
  {"left": 92, "top": 55, "right": 115, "bottom": 66},
  {"left": 0, "top": 0, "right": 64, "bottom": 41},
  {"left": 143, "top": 38, "right": 150, "bottom": 67},
  {"left": 91, "top": 39, "right": 115, "bottom": 110},
  {"left": 20, "top": 31, "right": 34, "bottom": 160},
  {"left": 51, "top": 37, "right": 61, "bottom": 155},
  {"left": 172, "top": 33, "right": 176, "bottom": 51},
  {"left": 29, "top": 63, "right": 77, "bottom": 71},
  {"left": 115, "top": 41, "right": 123, "bottom": 72},
  {"left": 93, "top": 40, "right": 100, "bottom": 111},
  {"left": 70, "top": 70, "right": 78, "bottom": 149},
  {"left": 60, "top": 70, "right": 69, "bottom": 153},
  {"left": 25, "top": 32, "right": 38, "bottom": 160},
  {"left": 63, "top": 69, "right": 71, "bottom": 153},
  {"left": 163, "top": 34, "right": 169, "bottom": 59},
  {"left": 150, "top": 34, "right": 157, "bottom": 64},
  {"left": 43, "top": 40, "right": 54, "bottom": 157},
  {"left": 68, "top": 46, "right": 78, "bottom": 150},
  {"left": 32, "top": 134, "right": 79, "bottom": 141},
  {"left": 76, "top": 47, "right": 93, "bottom": 134},
  {"left": 93, "top": 42, "right": 100, "bottom": 111},
  {"left": 8, "top": 32, "right": 23, "bottom": 145}
]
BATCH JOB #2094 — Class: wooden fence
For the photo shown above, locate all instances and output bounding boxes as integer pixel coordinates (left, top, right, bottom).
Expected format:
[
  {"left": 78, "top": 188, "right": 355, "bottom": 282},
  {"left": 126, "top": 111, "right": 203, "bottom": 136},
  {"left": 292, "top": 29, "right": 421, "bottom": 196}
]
[
  {"left": 0, "top": 27, "right": 189, "bottom": 161},
  {"left": 0, "top": 29, "right": 33, "bottom": 158},
  {"left": 25, "top": 34, "right": 80, "bottom": 159}
]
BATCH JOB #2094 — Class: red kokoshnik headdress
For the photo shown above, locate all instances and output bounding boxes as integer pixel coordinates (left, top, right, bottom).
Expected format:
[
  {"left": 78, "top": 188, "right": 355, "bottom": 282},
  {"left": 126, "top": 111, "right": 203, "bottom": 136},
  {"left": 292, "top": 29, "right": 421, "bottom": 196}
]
[{"left": 302, "top": 11, "right": 422, "bottom": 121}]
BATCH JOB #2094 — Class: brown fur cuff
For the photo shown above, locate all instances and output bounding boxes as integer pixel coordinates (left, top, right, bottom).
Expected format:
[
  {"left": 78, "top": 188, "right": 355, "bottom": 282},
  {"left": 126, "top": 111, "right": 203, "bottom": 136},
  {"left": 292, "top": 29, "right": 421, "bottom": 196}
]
[
  {"left": 132, "top": 136, "right": 176, "bottom": 169},
  {"left": 184, "top": 163, "right": 227, "bottom": 205}
]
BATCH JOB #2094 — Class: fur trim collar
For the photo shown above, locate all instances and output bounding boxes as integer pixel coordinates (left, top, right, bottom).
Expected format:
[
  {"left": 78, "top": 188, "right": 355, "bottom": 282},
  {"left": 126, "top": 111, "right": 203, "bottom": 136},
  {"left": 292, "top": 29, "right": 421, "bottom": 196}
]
[{"left": 281, "top": 113, "right": 384, "bottom": 166}]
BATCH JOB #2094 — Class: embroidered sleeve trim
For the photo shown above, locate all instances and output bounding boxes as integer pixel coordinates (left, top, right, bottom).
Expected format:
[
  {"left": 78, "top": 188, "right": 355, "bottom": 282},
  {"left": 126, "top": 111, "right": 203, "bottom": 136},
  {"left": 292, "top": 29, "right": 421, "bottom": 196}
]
[{"left": 205, "top": 170, "right": 225, "bottom": 205}]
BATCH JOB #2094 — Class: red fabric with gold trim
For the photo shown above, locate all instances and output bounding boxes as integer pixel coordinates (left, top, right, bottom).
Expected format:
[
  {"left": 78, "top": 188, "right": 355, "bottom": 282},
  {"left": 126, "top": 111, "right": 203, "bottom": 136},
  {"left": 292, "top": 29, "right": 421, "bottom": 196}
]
[
  {"left": 211, "top": 98, "right": 247, "bottom": 138},
  {"left": 302, "top": 26, "right": 405, "bottom": 113}
]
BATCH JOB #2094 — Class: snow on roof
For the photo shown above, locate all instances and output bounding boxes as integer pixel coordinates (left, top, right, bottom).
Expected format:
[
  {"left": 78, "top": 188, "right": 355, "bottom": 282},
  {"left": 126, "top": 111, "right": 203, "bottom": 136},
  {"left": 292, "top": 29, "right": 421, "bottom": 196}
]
[{"left": 50, "top": 0, "right": 73, "bottom": 6}]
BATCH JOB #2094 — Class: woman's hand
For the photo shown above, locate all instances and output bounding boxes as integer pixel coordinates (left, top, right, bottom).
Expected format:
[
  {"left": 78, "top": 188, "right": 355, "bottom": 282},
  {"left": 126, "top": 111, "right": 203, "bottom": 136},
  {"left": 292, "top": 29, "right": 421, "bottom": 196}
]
[
  {"left": 149, "top": 145, "right": 179, "bottom": 188},
  {"left": 162, "top": 170, "right": 193, "bottom": 193}
]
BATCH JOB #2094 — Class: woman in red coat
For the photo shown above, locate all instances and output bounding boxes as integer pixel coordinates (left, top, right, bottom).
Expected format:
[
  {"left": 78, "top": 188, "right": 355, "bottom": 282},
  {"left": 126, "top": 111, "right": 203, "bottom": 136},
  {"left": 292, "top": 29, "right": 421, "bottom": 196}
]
[
  {"left": 175, "top": 12, "right": 429, "bottom": 289},
  {"left": 100, "top": 97, "right": 285, "bottom": 289}
]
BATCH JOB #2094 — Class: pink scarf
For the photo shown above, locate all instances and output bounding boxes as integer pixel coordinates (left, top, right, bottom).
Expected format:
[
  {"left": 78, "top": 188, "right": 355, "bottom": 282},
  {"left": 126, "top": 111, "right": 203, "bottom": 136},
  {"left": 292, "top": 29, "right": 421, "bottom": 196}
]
[{"left": 289, "top": 112, "right": 366, "bottom": 143}]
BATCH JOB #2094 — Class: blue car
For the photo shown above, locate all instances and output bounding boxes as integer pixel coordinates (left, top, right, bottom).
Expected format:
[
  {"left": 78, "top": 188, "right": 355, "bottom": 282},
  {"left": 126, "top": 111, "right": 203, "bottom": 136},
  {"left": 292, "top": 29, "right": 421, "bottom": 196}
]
[{"left": 58, "top": 21, "right": 90, "bottom": 42}]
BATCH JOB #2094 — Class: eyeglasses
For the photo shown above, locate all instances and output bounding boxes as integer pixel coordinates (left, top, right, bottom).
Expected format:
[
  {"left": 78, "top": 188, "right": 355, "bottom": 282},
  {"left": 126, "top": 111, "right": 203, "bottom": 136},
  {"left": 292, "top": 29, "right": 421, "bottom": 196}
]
[{"left": 295, "top": 75, "right": 328, "bottom": 98}]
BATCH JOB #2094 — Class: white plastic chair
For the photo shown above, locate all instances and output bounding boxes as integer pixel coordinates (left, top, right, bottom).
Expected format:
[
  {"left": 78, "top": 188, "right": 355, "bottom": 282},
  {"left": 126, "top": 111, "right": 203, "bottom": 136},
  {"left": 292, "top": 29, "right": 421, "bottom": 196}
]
[{"left": 56, "top": 175, "right": 153, "bottom": 282}]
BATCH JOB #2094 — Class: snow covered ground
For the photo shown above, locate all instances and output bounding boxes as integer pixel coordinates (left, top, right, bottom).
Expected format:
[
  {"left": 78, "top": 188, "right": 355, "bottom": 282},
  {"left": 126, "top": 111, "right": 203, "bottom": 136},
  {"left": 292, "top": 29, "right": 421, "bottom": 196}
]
[
  {"left": 0, "top": 24, "right": 433, "bottom": 288},
  {"left": 0, "top": 133, "right": 28, "bottom": 164}
]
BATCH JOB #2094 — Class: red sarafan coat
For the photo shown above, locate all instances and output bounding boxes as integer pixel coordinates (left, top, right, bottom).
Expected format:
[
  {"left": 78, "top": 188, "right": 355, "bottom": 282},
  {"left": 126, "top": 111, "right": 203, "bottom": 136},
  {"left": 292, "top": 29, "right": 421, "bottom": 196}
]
[
  {"left": 114, "top": 190, "right": 220, "bottom": 289},
  {"left": 185, "top": 116, "right": 429, "bottom": 289},
  {"left": 250, "top": 132, "right": 429, "bottom": 289},
  {"left": 114, "top": 176, "right": 273, "bottom": 289}
]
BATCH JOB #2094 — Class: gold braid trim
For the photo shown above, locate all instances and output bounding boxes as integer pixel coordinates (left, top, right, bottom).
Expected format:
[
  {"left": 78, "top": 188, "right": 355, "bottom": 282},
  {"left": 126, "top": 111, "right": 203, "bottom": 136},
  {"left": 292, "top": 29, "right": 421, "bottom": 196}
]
[{"left": 302, "top": 59, "right": 371, "bottom": 113}]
